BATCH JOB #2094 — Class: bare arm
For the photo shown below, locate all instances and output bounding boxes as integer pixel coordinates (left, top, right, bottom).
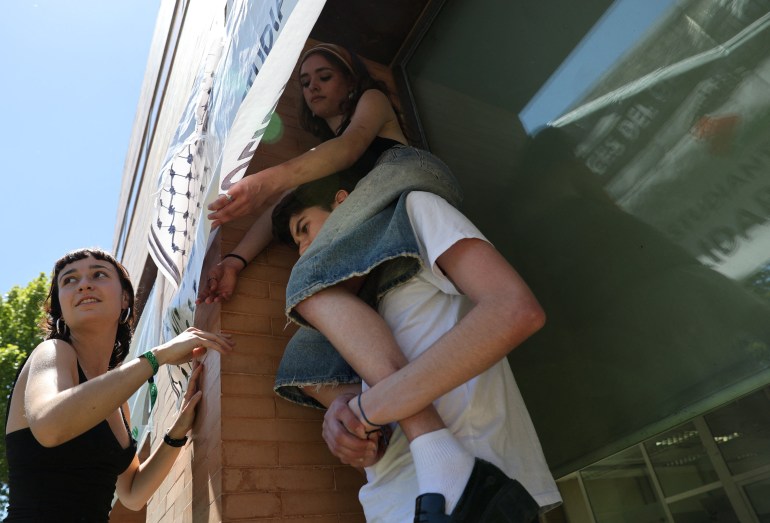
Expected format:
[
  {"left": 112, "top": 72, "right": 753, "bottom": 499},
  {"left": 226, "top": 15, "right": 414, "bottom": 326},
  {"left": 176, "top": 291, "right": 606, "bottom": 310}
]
[
  {"left": 350, "top": 239, "right": 545, "bottom": 427},
  {"left": 115, "top": 364, "right": 205, "bottom": 510},
  {"left": 197, "top": 208, "right": 275, "bottom": 304},
  {"left": 24, "top": 328, "right": 233, "bottom": 447},
  {"left": 207, "top": 89, "right": 403, "bottom": 227}
]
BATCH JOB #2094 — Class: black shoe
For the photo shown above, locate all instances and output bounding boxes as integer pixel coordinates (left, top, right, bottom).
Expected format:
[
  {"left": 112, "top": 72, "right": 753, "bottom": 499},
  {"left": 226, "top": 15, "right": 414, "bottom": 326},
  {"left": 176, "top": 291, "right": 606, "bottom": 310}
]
[
  {"left": 414, "top": 493, "right": 451, "bottom": 523},
  {"left": 449, "top": 459, "right": 540, "bottom": 523}
]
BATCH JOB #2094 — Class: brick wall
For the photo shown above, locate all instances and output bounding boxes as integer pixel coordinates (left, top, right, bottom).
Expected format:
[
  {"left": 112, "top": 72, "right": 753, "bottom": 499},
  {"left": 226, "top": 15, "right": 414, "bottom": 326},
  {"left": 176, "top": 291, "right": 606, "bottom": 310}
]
[{"left": 214, "top": 238, "right": 368, "bottom": 521}]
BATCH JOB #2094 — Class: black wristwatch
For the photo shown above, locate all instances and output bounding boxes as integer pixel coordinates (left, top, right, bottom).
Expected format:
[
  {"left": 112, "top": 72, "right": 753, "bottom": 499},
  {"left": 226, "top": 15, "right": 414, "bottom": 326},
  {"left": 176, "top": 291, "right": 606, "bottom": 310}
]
[{"left": 163, "top": 431, "right": 188, "bottom": 448}]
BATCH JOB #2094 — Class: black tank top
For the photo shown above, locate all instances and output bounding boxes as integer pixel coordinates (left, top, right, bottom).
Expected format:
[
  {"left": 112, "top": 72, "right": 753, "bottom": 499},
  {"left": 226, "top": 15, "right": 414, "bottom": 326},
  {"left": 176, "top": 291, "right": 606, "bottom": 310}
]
[
  {"left": 4, "top": 363, "right": 137, "bottom": 522},
  {"left": 336, "top": 121, "right": 403, "bottom": 184},
  {"left": 347, "top": 135, "right": 402, "bottom": 181}
]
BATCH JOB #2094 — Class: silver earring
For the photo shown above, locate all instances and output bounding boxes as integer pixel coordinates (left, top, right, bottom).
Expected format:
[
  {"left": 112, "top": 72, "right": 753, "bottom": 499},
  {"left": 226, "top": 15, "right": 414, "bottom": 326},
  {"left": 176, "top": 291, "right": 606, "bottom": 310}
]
[
  {"left": 119, "top": 307, "right": 131, "bottom": 325},
  {"left": 56, "top": 318, "right": 67, "bottom": 336},
  {"left": 348, "top": 90, "right": 355, "bottom": 100}
]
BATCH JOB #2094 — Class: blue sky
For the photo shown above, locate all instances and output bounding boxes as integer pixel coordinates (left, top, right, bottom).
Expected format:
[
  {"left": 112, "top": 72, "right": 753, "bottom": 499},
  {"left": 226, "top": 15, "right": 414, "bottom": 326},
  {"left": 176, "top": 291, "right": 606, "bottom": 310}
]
[{"left": 0, "top": 1, "right": 159, "bottom": 294}]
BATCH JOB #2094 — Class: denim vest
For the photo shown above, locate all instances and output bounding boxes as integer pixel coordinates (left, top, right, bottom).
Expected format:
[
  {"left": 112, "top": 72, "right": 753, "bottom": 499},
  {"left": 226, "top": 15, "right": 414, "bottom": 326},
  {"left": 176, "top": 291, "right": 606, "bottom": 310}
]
[
  {"left": 275, "top": 146, "right": 462, "bottom": 408},
  {"left": 285, "top": 145, "right": 462, "bottom": 325}
]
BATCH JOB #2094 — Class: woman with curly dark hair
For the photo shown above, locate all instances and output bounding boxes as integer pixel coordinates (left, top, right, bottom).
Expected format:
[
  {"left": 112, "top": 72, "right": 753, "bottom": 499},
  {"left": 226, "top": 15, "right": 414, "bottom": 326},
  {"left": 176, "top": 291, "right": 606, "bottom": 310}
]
[{"left": 4, "top": 248, "right": 234, "bottom": 522}]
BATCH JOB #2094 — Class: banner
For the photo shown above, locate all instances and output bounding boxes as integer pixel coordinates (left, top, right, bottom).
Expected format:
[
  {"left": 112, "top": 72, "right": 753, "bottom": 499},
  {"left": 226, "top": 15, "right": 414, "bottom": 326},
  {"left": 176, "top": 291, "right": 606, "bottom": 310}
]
[
  {"left": 149, "top": 0, "right": 326, "bottom": 288},
  {"left": 148, "top": 33, "right": 223, "bottom": 287},
  {"left": 130, "top": 0, "right": 327, "bottom": 433},
  {"left": 158, "top": 0, "right": 325, "bottom": 338},
  {"left": 214, "top": 0, "right": 326, "bottom": 191}
]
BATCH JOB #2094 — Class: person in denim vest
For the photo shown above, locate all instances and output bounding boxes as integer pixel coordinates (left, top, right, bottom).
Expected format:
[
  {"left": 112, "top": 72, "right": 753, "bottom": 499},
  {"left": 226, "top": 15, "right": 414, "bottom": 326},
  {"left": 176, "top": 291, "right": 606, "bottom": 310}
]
[
  {"left": 197, "top": 43, "right": 487, "bottom": 518},
  {"left": 270, "top": 179, "right": 562, "bottom": 522}
]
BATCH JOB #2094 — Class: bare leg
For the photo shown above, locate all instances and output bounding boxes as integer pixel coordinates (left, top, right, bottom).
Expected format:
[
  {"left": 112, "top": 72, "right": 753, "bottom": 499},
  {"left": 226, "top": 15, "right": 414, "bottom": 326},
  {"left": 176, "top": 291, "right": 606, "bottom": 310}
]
[
  {"left": 296, "top": 283, "right": 477, "bottom": 515},
  {"left": 295, "top": 284, "right": 445, "bottom": 440}
]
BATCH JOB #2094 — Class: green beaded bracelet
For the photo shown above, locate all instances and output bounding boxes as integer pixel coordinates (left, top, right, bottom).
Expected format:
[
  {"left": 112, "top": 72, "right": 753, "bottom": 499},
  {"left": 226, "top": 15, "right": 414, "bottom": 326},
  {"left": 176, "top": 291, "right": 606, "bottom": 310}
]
[
  {"left": 140, "top": 351, "right": 159, "bottom": 375},
  {"left": 140, "top": 351, "right": 159, "bottom": 410}
]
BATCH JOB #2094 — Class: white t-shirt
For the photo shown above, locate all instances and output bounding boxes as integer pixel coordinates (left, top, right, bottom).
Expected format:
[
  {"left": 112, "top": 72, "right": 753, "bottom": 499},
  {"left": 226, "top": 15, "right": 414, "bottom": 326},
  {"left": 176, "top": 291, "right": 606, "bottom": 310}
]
[{"left": 358, "top": 192, "right": 562, "bottom": 522}]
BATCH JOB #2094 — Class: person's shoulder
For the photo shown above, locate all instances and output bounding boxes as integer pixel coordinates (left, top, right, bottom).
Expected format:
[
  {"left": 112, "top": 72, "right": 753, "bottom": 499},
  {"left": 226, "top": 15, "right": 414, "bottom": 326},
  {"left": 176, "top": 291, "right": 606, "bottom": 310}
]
[
  {"left": 360, "top": 88, "right": 389, "bottom": 100},
  {"left": 406, "top": 191, "right": 487, "bottom": 247},
  {"left": 28, "top": 339, "right": 77, "bottom": 367},
  {"left": 358, "top": 88, "right": 392, "bottom": 108},
  {"left": 406, "top": 191, "right": 453, "bottom": 211}
]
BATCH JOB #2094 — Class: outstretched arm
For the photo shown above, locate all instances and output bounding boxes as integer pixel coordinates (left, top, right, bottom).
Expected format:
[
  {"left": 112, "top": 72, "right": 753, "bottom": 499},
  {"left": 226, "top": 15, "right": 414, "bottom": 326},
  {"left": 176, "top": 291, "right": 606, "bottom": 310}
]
[
  {"left": 115, "top": 363, "right": 205, "bottom": 510},
  {"left": 207, "top": 89, "right": 403, "bottom": 227},
  {"left": 350, "top": 238, "right": 545, "bottom": 428},
  {"left": 298, "top": 238, "right": 542, "bottom": 457},
  {"left": 197, "top": 208, "right": 275, "bottom": 304},
  {"left": 304, "top": 238, "right": 540, "bottom": 517},
  {"left": 23, "top": 328, "right": 233, "bottom": 448}
]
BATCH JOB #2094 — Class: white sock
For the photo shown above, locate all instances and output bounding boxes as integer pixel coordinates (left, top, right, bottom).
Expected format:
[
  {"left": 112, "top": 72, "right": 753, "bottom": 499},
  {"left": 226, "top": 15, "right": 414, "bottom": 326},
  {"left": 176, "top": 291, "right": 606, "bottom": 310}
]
[{"left": 410, "top": 429, "right": 475, "bottom": 514}]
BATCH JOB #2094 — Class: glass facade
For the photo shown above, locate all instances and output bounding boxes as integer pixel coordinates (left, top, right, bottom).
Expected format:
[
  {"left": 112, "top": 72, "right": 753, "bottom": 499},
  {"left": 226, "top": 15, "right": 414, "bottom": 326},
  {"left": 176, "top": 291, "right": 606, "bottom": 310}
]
[
  {"left": 405, "top": 0, "right": 770, "bottom": 495},
  {"left": 566, "top": 385, "right": 770, "bottom": 521}
]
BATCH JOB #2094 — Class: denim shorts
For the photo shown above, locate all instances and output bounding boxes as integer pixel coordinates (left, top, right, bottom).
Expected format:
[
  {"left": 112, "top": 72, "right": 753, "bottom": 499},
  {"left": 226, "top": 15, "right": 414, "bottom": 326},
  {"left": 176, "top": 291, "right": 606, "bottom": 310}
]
[
  {"left": 274, "top": 146, "right": 462, "bottom": 407},
  {"left": 285, "top": 146, "right": 462, "bottom": 324}
]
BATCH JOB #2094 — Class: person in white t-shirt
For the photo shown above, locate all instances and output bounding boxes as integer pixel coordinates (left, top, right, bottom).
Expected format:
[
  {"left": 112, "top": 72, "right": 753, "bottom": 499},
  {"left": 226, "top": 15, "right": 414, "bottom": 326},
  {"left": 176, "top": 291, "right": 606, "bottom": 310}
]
[{"left": 271, "top": 175, "right": 562, "bottom": 522}]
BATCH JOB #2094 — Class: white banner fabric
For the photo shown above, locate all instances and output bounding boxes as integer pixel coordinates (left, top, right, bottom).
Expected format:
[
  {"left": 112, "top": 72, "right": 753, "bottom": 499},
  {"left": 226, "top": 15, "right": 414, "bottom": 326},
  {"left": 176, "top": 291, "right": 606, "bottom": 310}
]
[{"left": 149, "top": 0, "right": 326, "bottom": 288}]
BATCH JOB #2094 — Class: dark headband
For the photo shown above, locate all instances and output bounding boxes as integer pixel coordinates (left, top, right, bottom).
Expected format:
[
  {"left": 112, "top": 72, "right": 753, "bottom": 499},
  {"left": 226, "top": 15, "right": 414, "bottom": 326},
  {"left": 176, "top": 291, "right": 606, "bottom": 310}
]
[{"left": 299, "top": 43, "right": 355, "bottom": 76}]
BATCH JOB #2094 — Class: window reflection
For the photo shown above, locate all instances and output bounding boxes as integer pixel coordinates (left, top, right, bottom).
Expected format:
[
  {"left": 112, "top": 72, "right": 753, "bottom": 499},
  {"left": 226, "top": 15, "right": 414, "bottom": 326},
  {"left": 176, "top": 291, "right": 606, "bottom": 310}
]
[
  {"left": 509, "top": 0, "right": 770, "bottom": 474},
  {"left": 744, "top": 477, "right": 770, "bottom": 522},
  {"left": 705, "top": 387, "right": 770, "bottom": 475},
  {"left": 551, "top": 0, "right": 770, "bottom": 282},
  {"left": 407, "top": 0, "right": 770, "bottom": 486},
  {"left": 644, "top": 423, "right": 717, "bottom": 497},
  {"left": 573, "top": 386, "right": 770, "bottom": 522},
  {"left": 580, "top": 446, "right": 667, "bottom": 523},
  {"left": 668, "top": 489, "right": 738, "bottom": 523},
  {"left": 520, "top": 0, "right": 675, "bottom": 133}
]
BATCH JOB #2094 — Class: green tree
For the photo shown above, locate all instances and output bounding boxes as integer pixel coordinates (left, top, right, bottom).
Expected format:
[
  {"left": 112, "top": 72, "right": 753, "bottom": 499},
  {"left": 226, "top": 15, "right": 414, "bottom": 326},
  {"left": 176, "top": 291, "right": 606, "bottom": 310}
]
[{"left": 0, "top": 274, "right": 49, "bottom": 510}]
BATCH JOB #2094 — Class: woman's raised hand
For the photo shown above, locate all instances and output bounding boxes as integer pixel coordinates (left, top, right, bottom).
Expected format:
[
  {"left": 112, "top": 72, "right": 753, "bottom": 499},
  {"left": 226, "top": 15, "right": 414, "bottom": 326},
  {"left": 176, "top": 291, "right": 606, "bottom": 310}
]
[
  {"left": 166, "top": 362, "right": 205, "bottom": 439},
  {"left": 207, "top": 169, "right": 282, "bottom": 228},
  {"left": 196, "top": 258, "right": 242, "bottom": 304},
  {"left": 155, "top": 327, "right": 234, "bottom": 367}
]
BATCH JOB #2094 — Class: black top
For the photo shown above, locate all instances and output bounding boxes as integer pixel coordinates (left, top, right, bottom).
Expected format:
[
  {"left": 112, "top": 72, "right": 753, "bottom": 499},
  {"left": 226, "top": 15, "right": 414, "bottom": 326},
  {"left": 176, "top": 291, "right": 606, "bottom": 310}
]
[
  {"left": 4, "top": 364, "right": 137, "bottom": 522},
  {"left": 336, "top": 121, "right": 403, "bottom": 184}
]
